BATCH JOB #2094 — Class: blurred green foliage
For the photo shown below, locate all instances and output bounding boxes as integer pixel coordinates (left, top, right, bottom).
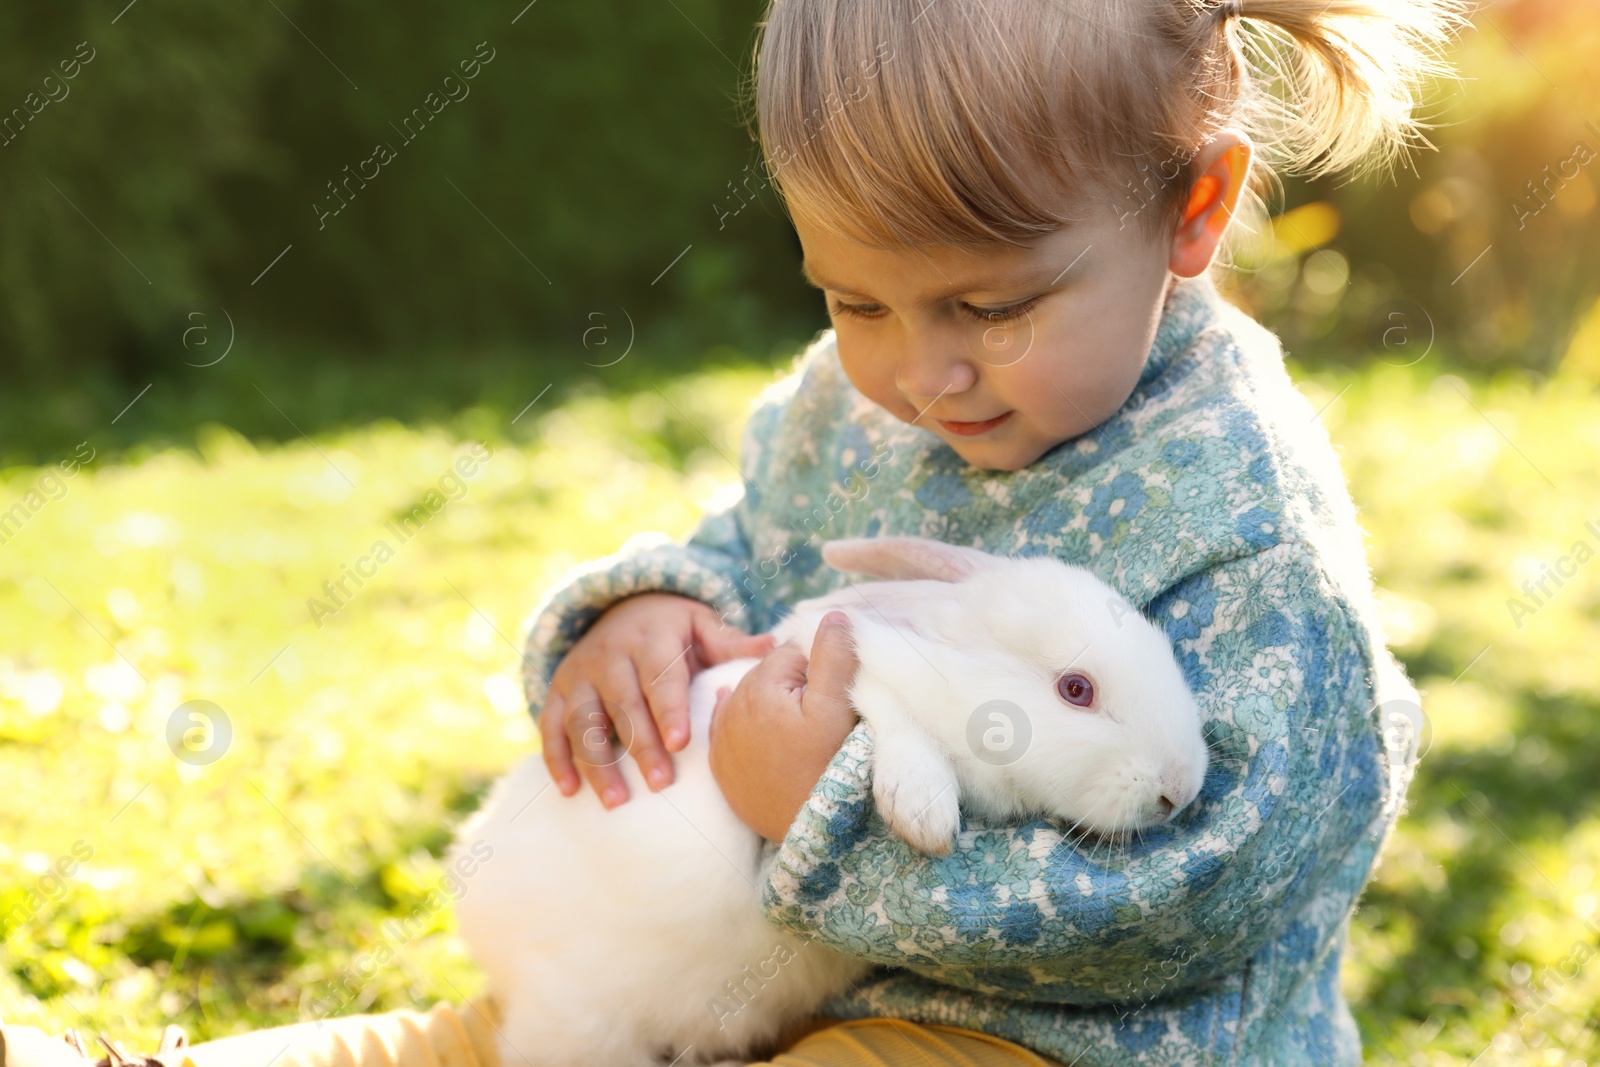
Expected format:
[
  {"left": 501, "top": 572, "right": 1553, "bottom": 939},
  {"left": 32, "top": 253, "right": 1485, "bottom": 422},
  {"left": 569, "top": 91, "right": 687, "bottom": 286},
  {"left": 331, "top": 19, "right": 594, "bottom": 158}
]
[
  {"left": 0, "top": 0, "right": 814, "bottom": 385},
  {"left": 1228, "top": 0, "right": 1600, "bottom": 376}
]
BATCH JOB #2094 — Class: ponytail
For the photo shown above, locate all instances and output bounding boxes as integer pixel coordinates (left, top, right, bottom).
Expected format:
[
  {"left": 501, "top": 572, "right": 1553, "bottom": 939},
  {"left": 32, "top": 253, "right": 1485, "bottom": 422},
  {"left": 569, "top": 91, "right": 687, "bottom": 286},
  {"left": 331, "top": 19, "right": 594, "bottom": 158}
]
[{"left": 1216, "top": 0, "right": 1469, "bottom": 179}]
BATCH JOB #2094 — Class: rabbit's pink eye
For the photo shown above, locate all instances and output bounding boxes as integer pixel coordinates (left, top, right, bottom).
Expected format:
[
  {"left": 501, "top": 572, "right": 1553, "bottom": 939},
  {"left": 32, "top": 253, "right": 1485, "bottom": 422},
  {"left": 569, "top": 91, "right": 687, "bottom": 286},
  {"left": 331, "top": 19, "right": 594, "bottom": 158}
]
[{"left": 1056, "top": 672, "right": 1095, "bottom": 708}]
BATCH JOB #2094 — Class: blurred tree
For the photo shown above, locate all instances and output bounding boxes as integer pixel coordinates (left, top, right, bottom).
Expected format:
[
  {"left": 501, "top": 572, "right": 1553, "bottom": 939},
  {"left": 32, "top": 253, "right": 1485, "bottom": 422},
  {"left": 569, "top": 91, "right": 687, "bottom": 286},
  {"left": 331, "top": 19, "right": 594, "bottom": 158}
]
[
  {"left": 1227, "top": 0, "right": 1600, "bottom": 374},
  {"left": 0, "top": 0, "right": 815, "bottom": 384}
]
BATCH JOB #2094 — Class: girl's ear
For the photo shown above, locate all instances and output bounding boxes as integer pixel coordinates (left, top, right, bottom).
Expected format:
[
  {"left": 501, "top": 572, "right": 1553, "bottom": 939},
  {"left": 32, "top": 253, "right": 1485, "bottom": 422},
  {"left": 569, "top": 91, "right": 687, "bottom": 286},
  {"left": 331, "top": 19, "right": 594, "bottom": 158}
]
[
  {"left": 821, "top": 536, "right": 996, "bottom": 583},
  {"left": 1169, "top": 129, "right": 1253, "bottom": 278}
]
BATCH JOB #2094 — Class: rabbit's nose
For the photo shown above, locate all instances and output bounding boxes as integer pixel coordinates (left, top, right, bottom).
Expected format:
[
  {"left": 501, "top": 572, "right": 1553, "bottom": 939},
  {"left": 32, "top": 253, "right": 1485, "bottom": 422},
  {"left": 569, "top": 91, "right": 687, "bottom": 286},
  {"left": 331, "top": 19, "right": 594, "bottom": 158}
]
[{"left": 1160, "top": 763, "right": 1202, "bottom": 817}]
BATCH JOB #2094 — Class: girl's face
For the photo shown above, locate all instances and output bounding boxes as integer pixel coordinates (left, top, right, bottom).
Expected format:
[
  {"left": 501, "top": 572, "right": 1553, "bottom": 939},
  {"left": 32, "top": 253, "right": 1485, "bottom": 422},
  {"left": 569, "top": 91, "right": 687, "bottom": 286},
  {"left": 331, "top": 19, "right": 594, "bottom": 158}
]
[{"left": 794, "top": 206, "right": 1180, "bottom": 473}]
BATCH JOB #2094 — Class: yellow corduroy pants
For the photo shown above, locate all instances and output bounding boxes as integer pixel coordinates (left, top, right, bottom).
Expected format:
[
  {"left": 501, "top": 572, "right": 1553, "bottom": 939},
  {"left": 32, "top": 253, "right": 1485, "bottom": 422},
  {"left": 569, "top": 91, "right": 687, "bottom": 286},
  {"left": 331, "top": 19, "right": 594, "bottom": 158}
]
[{"left": 177, "top": 996, "right": 1064, "bottom": 1067}]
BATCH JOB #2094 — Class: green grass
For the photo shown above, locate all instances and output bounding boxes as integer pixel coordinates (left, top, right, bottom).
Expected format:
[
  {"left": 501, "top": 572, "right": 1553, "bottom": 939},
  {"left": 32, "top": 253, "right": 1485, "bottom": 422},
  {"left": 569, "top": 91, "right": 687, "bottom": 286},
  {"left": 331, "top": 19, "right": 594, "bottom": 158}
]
[{"left": 2, "top": 353, "right": 1598, "bottom": 1064}]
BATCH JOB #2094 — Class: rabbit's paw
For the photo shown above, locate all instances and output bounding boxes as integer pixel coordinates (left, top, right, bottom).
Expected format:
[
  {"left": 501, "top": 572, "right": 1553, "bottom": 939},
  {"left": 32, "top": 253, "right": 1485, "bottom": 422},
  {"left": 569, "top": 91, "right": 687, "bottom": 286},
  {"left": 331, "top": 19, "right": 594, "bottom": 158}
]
[{"left": 871, "top": 730, "right": 960, "bottom": 856}]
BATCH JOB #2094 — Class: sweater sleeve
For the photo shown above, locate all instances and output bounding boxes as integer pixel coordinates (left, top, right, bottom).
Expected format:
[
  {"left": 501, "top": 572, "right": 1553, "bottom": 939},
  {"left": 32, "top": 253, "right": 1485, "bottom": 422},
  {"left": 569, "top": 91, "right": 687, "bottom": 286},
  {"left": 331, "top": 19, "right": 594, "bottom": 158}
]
[
  {"left": 756, "top": 539, "right": 1389, "bottom": 1005},
  {"left": 518, "top": 399, "right": 780, "bottom": 720}
]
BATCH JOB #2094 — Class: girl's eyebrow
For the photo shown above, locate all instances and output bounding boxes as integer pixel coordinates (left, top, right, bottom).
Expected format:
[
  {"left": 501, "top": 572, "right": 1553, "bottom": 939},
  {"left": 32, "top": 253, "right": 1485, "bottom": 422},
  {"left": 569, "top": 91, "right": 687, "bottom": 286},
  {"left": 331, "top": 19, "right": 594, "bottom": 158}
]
[{"left": 800, "top": 260, "right": 1070, "bottom": 302}]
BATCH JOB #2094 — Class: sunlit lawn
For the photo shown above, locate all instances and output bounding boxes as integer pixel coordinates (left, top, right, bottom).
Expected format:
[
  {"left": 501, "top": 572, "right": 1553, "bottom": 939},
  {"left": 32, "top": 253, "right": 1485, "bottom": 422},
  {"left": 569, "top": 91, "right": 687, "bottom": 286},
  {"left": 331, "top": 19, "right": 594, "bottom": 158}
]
[{"left": 2, "top": 354, "right": 1597, "bottom": 1065}]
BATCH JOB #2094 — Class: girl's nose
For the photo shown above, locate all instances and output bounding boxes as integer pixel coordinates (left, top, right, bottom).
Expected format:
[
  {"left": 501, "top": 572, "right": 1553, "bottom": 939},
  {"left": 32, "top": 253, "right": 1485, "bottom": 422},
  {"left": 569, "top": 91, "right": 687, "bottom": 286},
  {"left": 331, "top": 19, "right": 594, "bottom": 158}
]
[{"left": 895, "top": 335, "right": 978, "bottom": 401}]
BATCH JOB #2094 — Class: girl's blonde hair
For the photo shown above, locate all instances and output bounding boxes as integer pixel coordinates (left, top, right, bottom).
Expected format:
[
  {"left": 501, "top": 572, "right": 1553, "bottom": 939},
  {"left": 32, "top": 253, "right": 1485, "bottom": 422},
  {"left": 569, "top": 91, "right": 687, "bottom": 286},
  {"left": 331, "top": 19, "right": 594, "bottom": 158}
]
[{"left": 745, "top": 0, "right": 1466, "bottom": 249}]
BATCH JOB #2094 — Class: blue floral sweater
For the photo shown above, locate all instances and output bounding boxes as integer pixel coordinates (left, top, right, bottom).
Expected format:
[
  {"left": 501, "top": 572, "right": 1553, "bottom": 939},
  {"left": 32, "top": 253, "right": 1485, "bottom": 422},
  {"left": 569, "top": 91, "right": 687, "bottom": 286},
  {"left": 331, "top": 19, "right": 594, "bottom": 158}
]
[{"left": 518, "top": 273, "right": 1419, "bottom": 1065}]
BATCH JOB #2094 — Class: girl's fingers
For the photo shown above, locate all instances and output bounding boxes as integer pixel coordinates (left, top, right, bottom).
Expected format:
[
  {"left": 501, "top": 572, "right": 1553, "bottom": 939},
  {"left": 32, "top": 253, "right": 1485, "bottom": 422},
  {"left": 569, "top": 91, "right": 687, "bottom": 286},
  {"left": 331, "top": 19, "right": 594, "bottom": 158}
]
[
  {"left": 692, "top": 607, "right": 777, "bottom": 666},
  {"left": 604, "top": 660, "right": 675, "bottom": 791},
  {"left": 563, "top": 680, "right": 630, "bottom": 808},
  {"left": 800, "top": 612, "right": 859, "bottom": 725},
  {"left": 539, "top": 690, "right": 579, "bottom": 795},
  {"left": 740, "top": 640, "right": 810, "bottom": 702},
  {"left": 636, "top": 639, "right": 694, "bottom": 752}
]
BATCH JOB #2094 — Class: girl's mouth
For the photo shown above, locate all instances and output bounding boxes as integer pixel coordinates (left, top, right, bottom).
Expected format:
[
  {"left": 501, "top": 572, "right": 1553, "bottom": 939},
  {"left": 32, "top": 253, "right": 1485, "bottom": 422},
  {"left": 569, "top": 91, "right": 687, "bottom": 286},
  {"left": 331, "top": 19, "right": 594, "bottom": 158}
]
[{"left": 938, "top": 411, "right": 1013, "bottom": 436}]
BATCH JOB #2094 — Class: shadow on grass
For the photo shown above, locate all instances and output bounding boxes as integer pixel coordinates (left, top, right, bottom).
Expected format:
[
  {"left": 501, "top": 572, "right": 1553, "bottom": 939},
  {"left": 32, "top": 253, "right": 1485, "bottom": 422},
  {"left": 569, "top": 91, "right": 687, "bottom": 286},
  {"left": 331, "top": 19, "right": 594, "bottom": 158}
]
[
  {"left": 1353, "top": 686, "right": 1600, "bottom": 1041},
  {"left": 1, "top": 328, "right": 818, "bottom": 470}
]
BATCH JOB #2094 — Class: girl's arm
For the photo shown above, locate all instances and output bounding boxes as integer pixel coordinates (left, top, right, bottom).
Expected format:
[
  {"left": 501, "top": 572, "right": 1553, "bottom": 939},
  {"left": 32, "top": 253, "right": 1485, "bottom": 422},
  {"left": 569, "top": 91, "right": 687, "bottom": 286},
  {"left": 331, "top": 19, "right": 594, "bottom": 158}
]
[{"left": 757, "top": 539, "right": 1408, "bottom": 1005}]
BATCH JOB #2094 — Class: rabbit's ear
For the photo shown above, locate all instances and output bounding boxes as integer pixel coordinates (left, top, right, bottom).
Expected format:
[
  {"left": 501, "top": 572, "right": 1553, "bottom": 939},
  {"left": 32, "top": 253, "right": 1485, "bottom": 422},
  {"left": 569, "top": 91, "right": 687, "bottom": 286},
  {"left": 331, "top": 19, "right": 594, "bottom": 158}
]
[{"left": 822, "top": 537, "right": 998, "bottom": 583}]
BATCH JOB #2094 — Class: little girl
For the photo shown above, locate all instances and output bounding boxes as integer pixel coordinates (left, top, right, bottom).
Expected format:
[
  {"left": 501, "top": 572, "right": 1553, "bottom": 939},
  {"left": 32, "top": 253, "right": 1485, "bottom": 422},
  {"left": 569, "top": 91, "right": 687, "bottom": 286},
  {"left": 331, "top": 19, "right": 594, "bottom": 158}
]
[{"left": 4, "top": 1, "right": 1460, "bottom": 1065}]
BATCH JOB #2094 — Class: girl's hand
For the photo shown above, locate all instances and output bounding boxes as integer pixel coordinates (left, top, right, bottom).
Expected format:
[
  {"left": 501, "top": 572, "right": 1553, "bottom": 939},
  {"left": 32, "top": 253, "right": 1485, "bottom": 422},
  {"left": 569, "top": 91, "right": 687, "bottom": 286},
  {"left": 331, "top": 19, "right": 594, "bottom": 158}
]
[
  {"left": 542, "top": 592, "right": 775, "bottom": 807},
  {"left": 708, "top": 611, "right": 860, "bottom": 842}
]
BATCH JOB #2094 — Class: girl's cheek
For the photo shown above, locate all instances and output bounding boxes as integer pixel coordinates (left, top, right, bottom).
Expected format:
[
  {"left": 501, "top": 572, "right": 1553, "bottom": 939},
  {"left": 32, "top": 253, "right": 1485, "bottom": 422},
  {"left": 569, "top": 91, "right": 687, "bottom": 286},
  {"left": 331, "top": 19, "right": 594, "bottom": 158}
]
[
  {"left": 1010, "top": 338, "right": 1099, "bottom": 420},
  {"left": 867, "top": 382, "right": 918, "bottom": 424},
  {"left": 835, "top": 349, "right": 903, "bottom": 417}
]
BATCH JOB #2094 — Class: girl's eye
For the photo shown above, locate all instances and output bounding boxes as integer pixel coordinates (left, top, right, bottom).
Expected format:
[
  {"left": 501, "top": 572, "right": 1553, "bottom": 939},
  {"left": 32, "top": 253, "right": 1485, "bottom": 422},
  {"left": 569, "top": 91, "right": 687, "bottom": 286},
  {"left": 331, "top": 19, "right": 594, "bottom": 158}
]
[
  {"left": 1056, "top": 671, "right": 1095, "bottom": 708},
  {"left": 829, "top": 298, "right": 1040, "bottom": 322},
  {"left": 961, "top": 298, "right": 1038, "bottom": 324},
  {"left": 829, "top": 300, "right": 886, "bottom": 320}
]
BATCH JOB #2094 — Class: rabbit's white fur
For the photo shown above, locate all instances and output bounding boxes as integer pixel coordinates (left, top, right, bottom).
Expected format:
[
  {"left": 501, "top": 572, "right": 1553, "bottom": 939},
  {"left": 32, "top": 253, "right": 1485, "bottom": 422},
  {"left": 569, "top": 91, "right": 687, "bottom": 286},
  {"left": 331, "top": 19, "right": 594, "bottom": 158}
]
[{"left": 450, "top": 537, "right": 1208, "bottom": 1067}]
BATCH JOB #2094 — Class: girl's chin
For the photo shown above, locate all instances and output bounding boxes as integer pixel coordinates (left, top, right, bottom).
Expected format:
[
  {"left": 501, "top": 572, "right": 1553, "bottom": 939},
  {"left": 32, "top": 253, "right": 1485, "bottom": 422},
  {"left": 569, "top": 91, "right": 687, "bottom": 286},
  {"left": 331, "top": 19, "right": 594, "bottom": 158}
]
[{"left": 946, "top": 437, "right": 1046, "bottom": 473}]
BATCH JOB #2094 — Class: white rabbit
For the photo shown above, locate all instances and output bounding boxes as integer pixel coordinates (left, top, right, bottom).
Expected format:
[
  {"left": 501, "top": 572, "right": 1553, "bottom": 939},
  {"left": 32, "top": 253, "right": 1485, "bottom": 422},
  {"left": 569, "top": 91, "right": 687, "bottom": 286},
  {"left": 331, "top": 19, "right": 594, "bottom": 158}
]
[{"left": 449, "top": 536, "right": 1209, "bottom": 1067}]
